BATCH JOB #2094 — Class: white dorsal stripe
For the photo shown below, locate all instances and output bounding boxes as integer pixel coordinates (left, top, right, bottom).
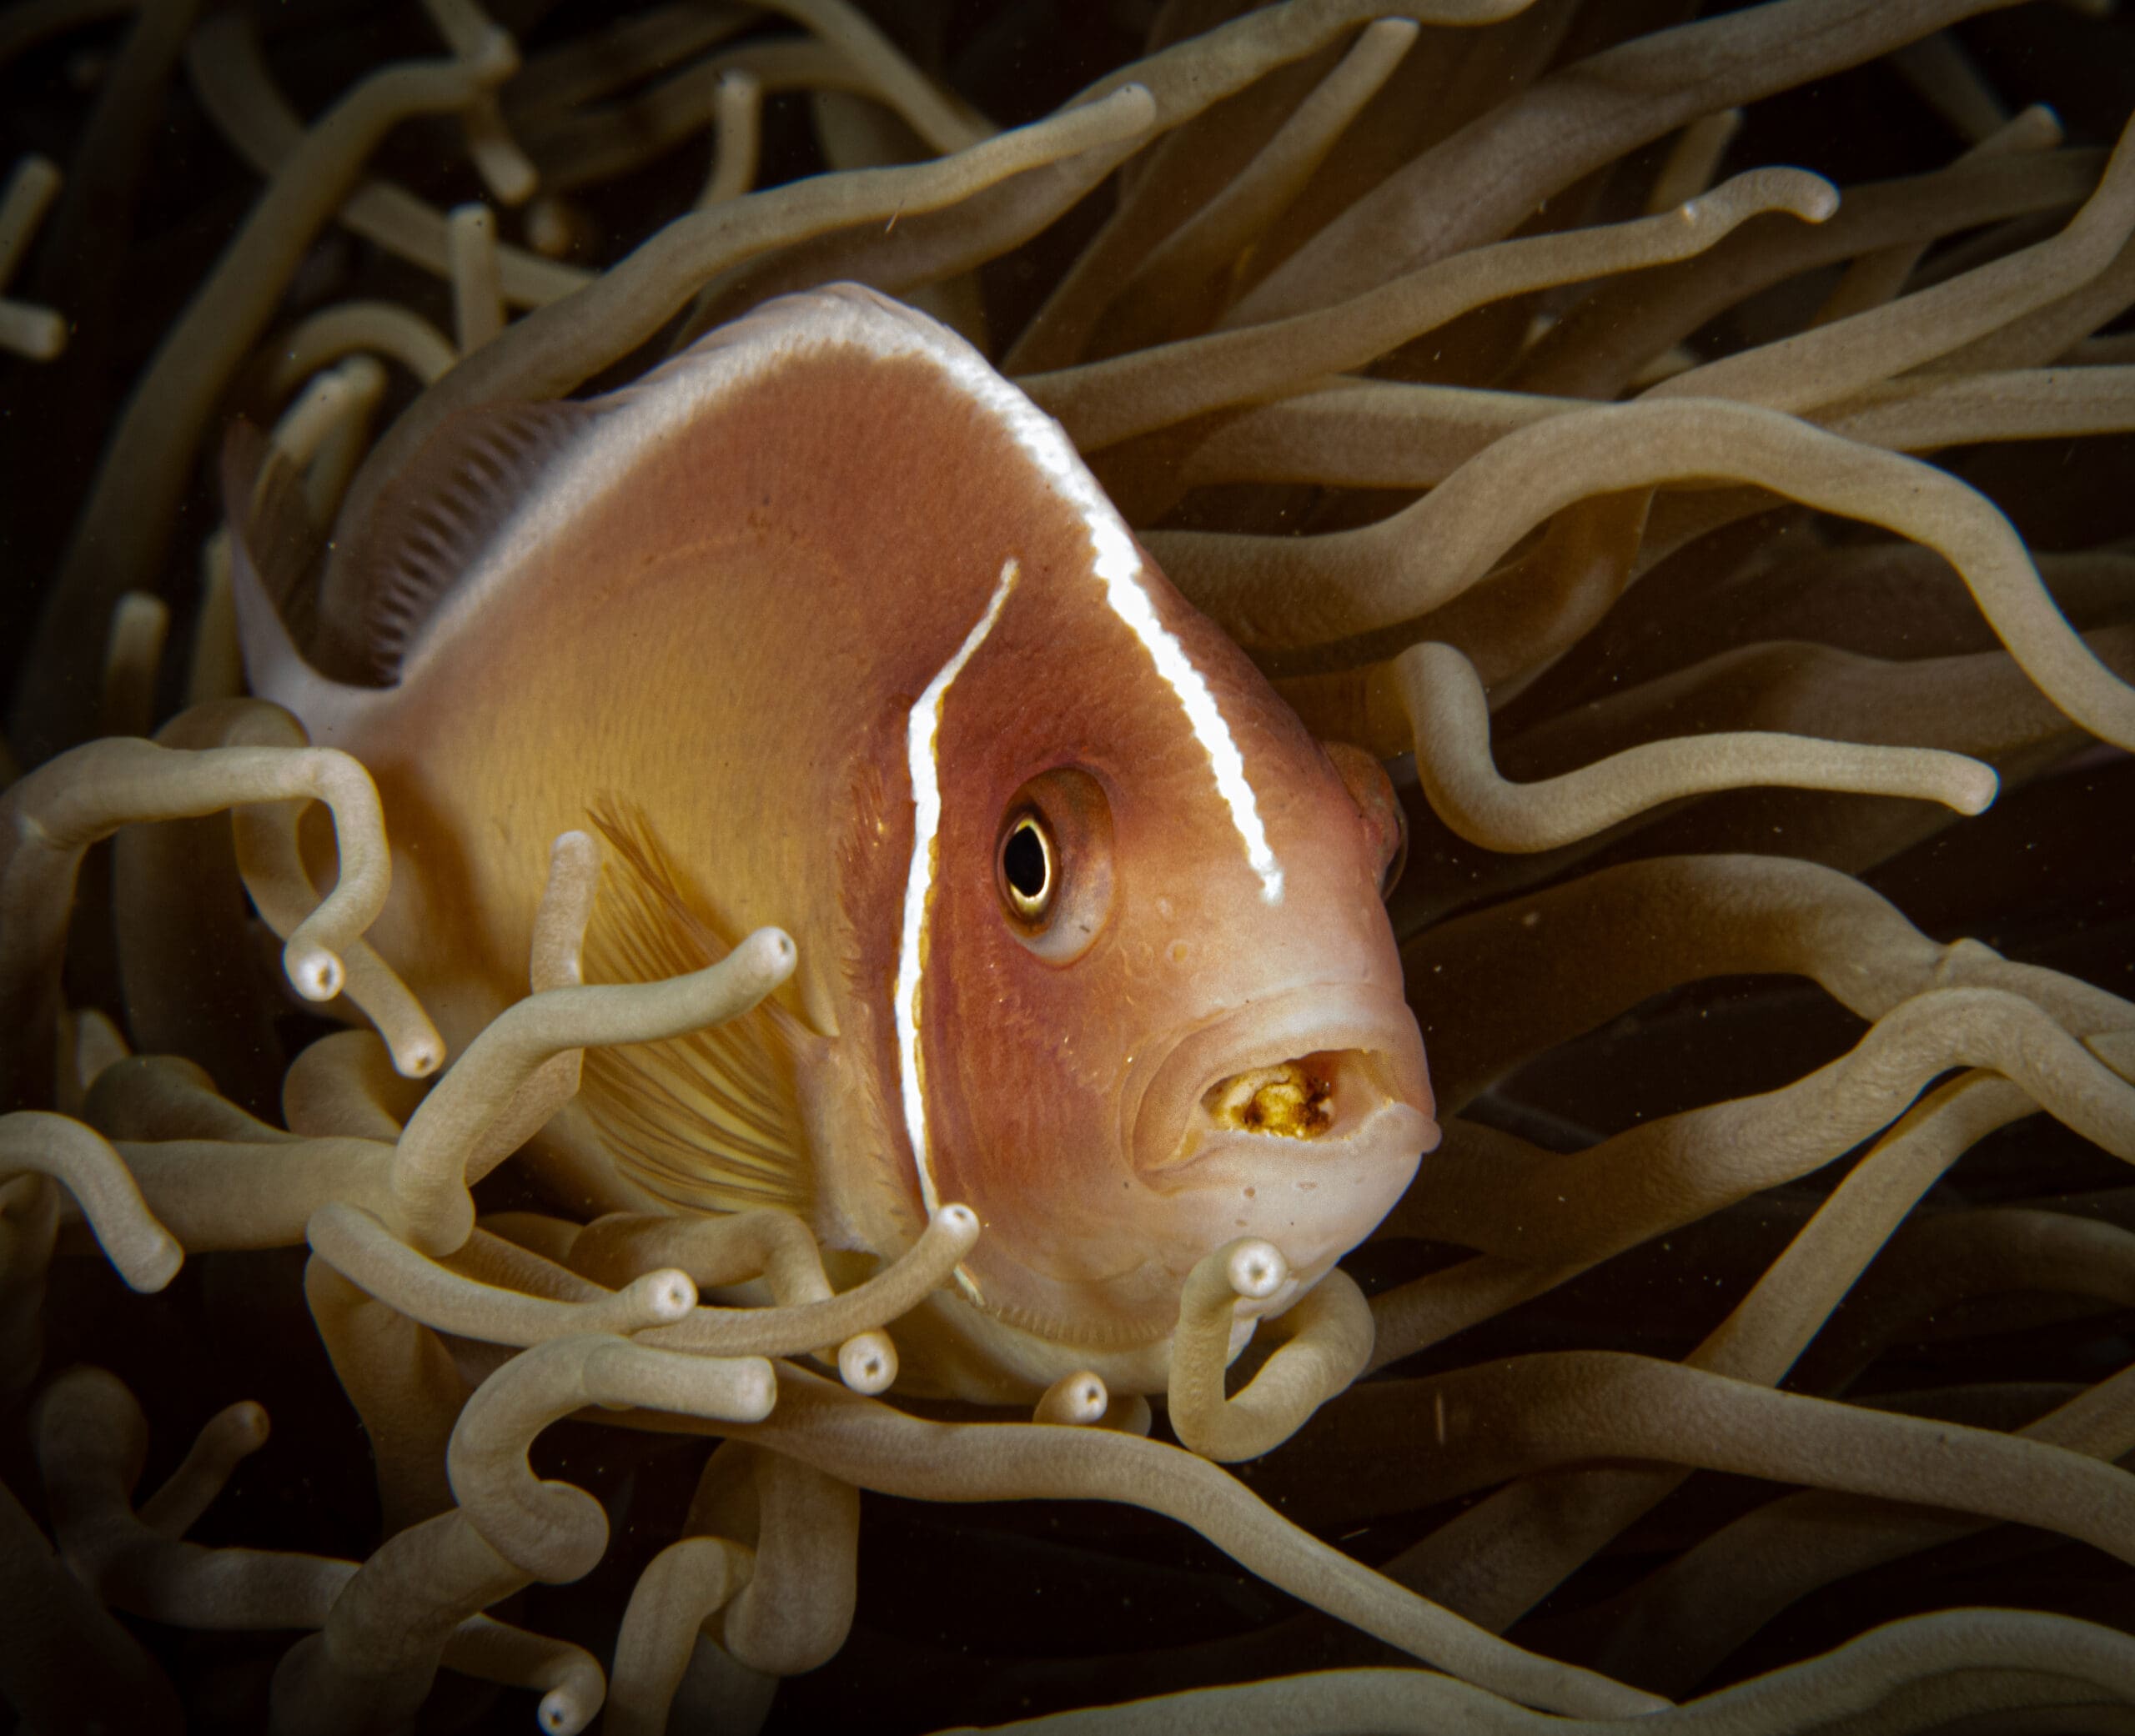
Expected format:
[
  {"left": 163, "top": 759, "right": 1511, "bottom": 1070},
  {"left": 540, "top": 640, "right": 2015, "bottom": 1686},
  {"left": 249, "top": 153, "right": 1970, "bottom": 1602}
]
[
  {"left": 913, "top": 329, "right": 1287, "bottom": 906},
  {"left": 408, "top": 285, "right": 1284, "bottom": 905},
  {"left": 895, "top": 558, "right": 1020, "bottom": 1214},
  {"left": 1083, "top": 524, "right": 1286, "bottom": 906}
]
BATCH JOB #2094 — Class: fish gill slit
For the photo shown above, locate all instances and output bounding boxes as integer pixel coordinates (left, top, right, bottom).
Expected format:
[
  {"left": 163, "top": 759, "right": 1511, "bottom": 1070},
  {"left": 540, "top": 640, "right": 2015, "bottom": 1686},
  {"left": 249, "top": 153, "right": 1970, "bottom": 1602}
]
[{"left": 894, "top": 556, "right": 1021, "bottom": 1218}]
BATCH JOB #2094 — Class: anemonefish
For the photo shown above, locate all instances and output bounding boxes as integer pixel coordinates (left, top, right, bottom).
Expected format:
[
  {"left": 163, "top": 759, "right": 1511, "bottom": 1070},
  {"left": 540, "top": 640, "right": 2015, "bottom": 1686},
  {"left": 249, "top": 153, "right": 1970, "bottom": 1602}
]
[{"left": 231, "top": 285, "right": 1434, "bottom": 1401}]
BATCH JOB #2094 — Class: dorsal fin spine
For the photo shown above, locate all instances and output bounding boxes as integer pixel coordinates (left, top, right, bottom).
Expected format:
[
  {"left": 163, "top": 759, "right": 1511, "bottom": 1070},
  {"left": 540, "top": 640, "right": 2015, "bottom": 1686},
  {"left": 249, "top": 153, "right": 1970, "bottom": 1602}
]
[{"left": 351, "top": 399, "right": 594, "bottom": 682}]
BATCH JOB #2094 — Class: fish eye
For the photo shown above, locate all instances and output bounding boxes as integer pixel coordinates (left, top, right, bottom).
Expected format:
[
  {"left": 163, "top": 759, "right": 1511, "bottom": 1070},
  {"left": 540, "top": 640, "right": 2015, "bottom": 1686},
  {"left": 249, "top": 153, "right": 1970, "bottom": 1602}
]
[
  {"left": 993, "top": 769, "right": 1115, "bottom": 964},
  {"left": 999, "top": 813, "right": 1054, "bottom": 921}
]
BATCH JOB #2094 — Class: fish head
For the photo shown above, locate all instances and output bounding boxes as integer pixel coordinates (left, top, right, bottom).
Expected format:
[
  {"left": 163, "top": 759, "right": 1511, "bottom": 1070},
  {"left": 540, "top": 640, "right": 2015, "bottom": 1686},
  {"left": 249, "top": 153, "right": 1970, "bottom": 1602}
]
[{"left": 914, "top": 535, "right": 1434, "bottom": 1377}]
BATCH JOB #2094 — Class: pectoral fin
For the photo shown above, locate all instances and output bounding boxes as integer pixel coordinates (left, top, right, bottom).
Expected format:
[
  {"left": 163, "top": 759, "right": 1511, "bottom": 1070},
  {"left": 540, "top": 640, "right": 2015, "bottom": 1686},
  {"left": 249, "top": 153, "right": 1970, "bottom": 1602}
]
[{"left": 578, "top": 800, "right": 816, "bottom": 1217}]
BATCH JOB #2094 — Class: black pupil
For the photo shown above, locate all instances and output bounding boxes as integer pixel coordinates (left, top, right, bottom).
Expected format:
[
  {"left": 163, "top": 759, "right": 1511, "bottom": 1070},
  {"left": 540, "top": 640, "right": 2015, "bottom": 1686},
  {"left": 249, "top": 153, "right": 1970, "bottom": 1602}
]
[{"left": 1003, "top": 823, "right": 1048, "bottom": 902}]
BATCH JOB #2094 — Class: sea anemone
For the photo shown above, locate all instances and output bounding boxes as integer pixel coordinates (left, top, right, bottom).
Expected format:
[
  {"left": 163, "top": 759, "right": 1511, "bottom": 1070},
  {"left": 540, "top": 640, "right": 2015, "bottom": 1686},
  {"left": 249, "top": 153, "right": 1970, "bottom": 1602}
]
[{"left": 4, "top": 1, "right": 2135, "bottom": 1730}]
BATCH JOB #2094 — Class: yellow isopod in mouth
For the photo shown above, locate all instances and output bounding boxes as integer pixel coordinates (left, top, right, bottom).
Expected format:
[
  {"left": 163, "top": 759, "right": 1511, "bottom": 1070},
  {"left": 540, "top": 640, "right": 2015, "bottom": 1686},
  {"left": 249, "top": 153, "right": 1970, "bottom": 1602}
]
[{"left": 1202, "top": 1061, "right": 1335, "bottom": 1140}]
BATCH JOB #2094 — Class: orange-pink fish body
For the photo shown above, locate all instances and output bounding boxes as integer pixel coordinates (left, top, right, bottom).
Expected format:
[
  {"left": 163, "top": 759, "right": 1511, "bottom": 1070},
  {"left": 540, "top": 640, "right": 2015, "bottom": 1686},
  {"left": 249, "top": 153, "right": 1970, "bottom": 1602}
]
[{"left": 236, "top": 287, "right": 1434, "bottom": 1400}]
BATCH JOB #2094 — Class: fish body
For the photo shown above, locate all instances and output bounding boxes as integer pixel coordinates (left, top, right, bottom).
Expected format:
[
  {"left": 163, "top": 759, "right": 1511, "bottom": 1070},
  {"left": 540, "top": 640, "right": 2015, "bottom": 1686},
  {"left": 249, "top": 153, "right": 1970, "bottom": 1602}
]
[{"left": 236, "top": 287, "right": 1434, "bottom": 1400}]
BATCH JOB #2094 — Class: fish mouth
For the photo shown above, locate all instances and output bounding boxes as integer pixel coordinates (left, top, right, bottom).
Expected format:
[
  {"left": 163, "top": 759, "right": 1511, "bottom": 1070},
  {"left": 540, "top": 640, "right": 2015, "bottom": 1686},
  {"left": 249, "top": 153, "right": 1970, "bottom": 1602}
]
[{"left": 1125, "top": 982, "right": 1434, "bottom": 1184}]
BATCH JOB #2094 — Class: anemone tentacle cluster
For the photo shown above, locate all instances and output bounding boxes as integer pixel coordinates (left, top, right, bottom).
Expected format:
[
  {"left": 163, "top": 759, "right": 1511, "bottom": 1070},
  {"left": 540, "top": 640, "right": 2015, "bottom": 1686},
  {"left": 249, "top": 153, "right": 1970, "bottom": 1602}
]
[{"left": 3, "top": 1, "right": 2135, "bottom": 1731}]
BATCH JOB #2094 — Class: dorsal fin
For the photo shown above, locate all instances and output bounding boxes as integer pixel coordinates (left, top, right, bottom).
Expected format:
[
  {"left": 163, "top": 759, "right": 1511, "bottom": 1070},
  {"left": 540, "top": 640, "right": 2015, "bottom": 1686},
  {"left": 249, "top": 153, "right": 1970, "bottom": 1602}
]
[
  {"left": 577, "top": 799, "right": 816, "bottom": 1218},
  {"left": 349, "top": 399, "right": 594, "bottom": 682}
]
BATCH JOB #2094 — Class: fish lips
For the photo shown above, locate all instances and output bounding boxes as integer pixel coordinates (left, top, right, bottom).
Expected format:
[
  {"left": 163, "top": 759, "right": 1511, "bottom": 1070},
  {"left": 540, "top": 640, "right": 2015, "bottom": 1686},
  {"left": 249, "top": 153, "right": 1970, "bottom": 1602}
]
[{"left": 1123, "top": 981, "right": 1437, "bottom": 1197}]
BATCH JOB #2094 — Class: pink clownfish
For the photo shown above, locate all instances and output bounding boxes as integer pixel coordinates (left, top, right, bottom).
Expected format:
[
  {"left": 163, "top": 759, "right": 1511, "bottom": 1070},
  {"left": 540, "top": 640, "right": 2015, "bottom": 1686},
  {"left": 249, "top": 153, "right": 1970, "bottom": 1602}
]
[{"left": 231, "top": 285, "right": 1434, "bottom": 1401}]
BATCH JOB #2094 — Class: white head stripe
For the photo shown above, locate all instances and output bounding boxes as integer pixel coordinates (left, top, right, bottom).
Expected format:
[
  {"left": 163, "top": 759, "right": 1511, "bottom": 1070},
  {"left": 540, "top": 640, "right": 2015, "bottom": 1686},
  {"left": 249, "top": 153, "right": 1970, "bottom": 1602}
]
[{"left": 894, "top": 558, "right": 1020, "bottom": 1213}]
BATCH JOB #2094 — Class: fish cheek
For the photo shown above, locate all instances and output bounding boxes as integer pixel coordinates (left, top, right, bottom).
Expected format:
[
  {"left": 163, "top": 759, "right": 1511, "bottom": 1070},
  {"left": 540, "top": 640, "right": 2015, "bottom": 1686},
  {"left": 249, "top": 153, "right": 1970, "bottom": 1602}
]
[
  {"left": 920, "top": 774, "right": 1149, "bottom": 1299},
  {"left": 926, "top": 917, "right": 1130, "bottom": 1297}
]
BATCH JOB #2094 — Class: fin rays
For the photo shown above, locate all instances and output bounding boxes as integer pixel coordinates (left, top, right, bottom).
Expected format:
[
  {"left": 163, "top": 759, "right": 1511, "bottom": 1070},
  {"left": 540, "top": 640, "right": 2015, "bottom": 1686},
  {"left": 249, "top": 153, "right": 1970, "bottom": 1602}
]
[
  {"left": 578, "top": 800, "right": 813, "bottom": 1217},
  {"left": 355, "top": 399, "right": 592, "bottom": 682}
]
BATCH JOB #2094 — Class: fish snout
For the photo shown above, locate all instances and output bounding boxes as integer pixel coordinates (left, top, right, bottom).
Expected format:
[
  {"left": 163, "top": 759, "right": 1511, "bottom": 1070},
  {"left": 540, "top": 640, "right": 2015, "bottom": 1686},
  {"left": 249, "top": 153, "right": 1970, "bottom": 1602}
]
[{"left": 1126, "top": 983, "right": 1434, "bottom": 1185}]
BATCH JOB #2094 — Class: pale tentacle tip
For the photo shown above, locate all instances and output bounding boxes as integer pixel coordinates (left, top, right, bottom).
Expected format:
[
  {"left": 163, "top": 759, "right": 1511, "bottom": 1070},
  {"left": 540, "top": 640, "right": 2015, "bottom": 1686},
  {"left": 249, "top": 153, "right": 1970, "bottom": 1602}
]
[
  {"left": 635, "top": 1267, "right": 699, "bottom": 1323},
  {"left": 224, "top": 1400, "right": 271, "bottom": 1450},
  {"left": 730, "top": 1357, "right": 778, "bottom": 1421},
  {"left": 393, "top": 1031, "right": 445, "bottom": 1079},
  {"left": 2010, "top": 103, "right": 2065, "bottom": 145},
  {"left": 466, "top": 27, "right": 519, "bottom": 83},
  {"left": 1689, "top": 168, "right": 1836, "bottom": 228},
  {"left": 937, "top": 1203, "right": 981, "bottom": 1243},
  {"left": 1952, "top": 762, "right": 2000, "bottom": 816},
  {"left": 284, "top": 942, "right": 344, "bottom": 1003},
  {"left": 837, "top": 1331, "right": 897, "bottom": 1395},
  {"left": 550, "top": 828, "right": 598, "bottom": 866},
  {"left": 131, "top": 1231, "right": 185, "bottom": 1294},
  {"left": 537, "top": 1687, "right": 595, "bottom": 1736},
  {"left": 334, "top": 355, "right": 389, "bottom": 403},
  {"left": 1106, "top": 81, "right": 1158, "bottom": 132},
  {"left": 1039, "top": 1372, "right": 1108, "bottom": 1427},
  {"left": 1791, "top": 173, "right": 1841, "bottom": 223},
  {"left": 1226, "top": 1239, "right": 1287, "bottom": 1301},
  {"left": 747, "top": 926, "right": 798, "bottom": 975}
]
